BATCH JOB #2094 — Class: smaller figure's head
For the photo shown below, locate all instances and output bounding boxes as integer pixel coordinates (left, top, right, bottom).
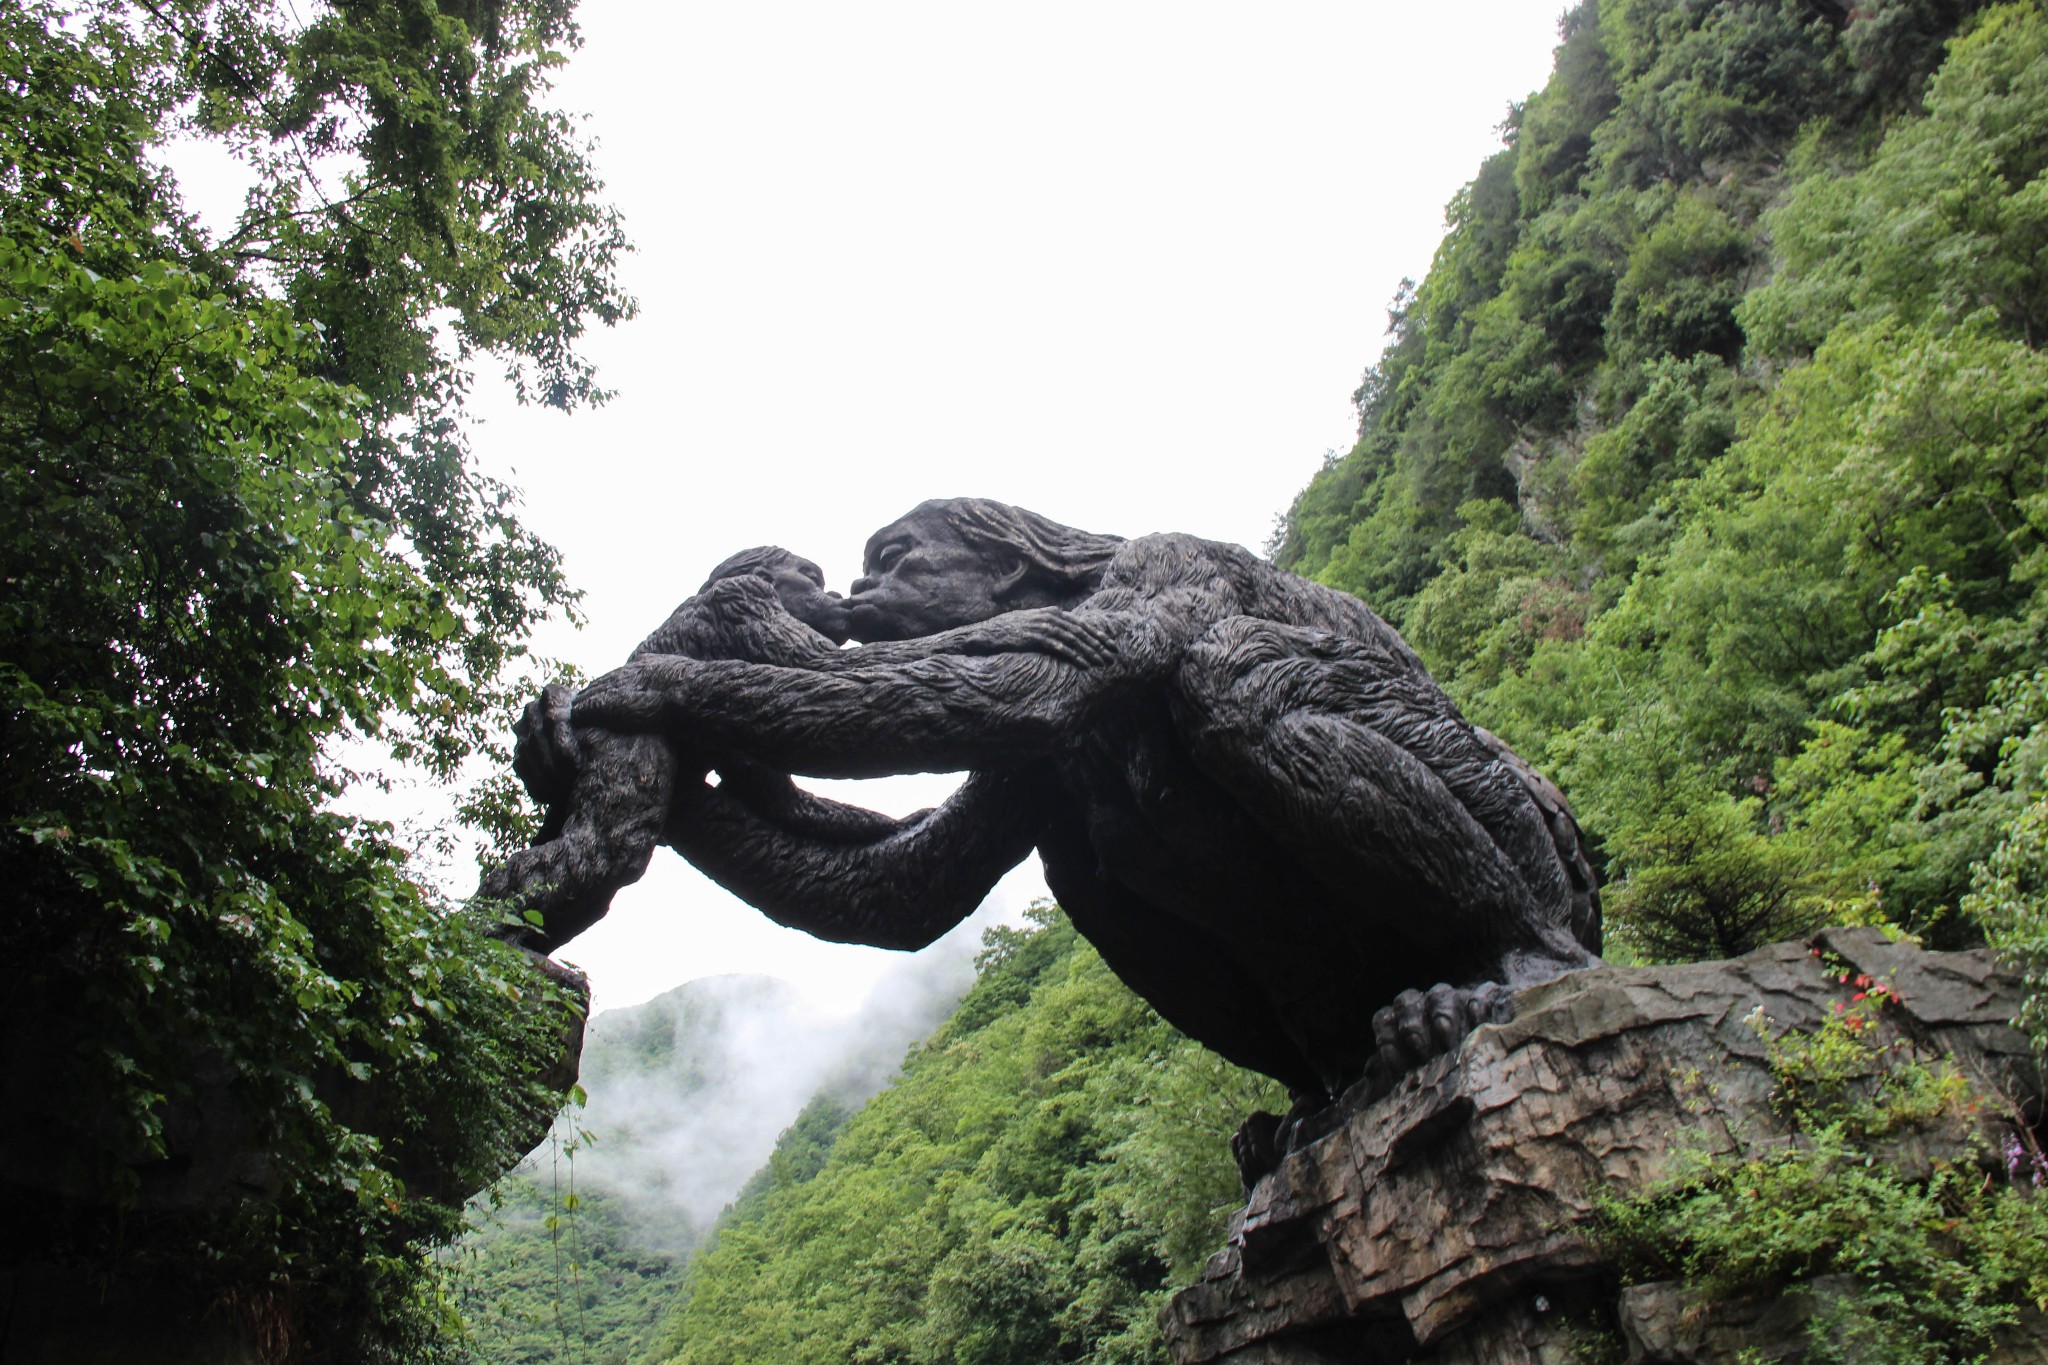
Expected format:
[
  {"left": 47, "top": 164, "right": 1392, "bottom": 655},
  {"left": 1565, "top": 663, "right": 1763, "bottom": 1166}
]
[
  {"left": 845, "top": 498, "right": 1125, "bottom": 642},
  {"left": 700, "top": 546, "right": 849, "bottom": 644}
]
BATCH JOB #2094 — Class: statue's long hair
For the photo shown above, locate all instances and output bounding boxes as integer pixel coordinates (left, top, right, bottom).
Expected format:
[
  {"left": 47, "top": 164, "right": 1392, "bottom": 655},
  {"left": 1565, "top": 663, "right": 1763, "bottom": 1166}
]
[
  {"left": 921, "top": 498, "right": 1126, "bottom": 600},
  {"left": 697, "top": 545, "right": 800, "bottom": 593}
]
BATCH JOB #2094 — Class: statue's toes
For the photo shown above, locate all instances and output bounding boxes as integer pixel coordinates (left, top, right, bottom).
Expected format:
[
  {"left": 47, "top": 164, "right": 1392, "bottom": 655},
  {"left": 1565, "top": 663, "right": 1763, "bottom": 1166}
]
[
  {"left": 1231, "top": 1110, "right": 1284, "bottom": 1194},
  {"left": 1372, "top": 989, "right": 1424, "bottom": 1075},
  {"left": 1468, "top": 980, "right": 1515, "bottom": 1028},
  {"left": 1372, "top": 981, "right": 1518, "bottom": 1079},
  {"left": 1424, "top": 982, "right": 1464, "bottom": 1054}
]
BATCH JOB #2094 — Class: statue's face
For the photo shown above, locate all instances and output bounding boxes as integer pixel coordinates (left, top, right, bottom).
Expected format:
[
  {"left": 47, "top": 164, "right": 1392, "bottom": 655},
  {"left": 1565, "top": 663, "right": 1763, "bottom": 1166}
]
[
  {"left": 846, "top": 510, "right": 1006, "bottom": 642},
  {"left": 769, "top": 555, "right": 850, "bottom": 645}
]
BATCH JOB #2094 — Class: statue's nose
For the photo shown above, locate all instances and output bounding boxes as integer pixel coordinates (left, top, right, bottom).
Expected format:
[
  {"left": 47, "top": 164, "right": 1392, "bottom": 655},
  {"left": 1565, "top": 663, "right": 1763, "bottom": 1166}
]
[{"left": 849, "top": 575, "right": 876, "bottom": 596}]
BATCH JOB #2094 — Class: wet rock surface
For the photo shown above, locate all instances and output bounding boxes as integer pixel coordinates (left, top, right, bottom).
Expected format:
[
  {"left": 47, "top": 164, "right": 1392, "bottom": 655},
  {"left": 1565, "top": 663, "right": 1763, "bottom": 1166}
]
[{"left": 1162, "top": 928, "right": 2045, "bottom": 1364}]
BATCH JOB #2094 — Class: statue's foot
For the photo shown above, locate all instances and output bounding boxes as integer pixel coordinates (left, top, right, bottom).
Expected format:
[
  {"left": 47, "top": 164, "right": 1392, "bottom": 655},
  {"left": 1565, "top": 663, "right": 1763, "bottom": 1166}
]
[
  {"left": 1231, "top": 1110, "right": 1284, "bottom": 1195},
  {"left": 1234, "top": 987, "right": 1520, "bottom": 1194},
  {"left": 1371, "top": 981, "right": 1514, "bottom": 1081},
  {"left": 1231, "top": 1092, "right": 1345, "bottom": 1193}
]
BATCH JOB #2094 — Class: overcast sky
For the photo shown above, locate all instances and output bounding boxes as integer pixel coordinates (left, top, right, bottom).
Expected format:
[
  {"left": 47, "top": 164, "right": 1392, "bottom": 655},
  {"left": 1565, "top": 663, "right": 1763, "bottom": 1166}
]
[{"left": 372, "top": 3, "right": 1565, "bottom": 1014}]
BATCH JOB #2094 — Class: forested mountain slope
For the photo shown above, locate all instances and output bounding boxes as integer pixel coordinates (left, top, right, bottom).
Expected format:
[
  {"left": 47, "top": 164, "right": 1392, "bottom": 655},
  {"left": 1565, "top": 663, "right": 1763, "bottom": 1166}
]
[
  {"left": 647, "top": 908, "right": 1282, "bottom": 1365},
  {"left": 459, "top": 960, "right": 978, "bottom": 1364},
  {"left": 634, "top": 6, "right": 2048, "bottom": 1362},
  {"left": 1280, "top": 0, "right": 2048, "bottom": 976}
]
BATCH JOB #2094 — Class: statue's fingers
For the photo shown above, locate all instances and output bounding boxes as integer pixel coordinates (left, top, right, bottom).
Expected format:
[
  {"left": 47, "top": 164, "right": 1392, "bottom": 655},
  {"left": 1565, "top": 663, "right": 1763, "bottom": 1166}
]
[
  {"left": 1469, "top": 981, "right": 1514, "bottom": 1028},
  {"left": 1424, "top": 982, "right": 1463, "bottom": 1054},
  {"left": 1023, "top": 618, "right": 1089, "bottom": 667},
  {"left": 564, "top": 680, "right": 608, "bottom": 720},
  {"left": 1371, "top": 1001, "right": 1407, "bottom": 1076},
  {"left": 513, "top": 704, "right": 544, "bottom": 750},
  {"left": 1391, "top": 988, "right": 1430, "bottom": 1063},
  {"left": 1049, "top": 614, "right": 1112, "bottom": 667},
  {"left": 568, "top": 679, "right": 639, "bottom": 727},
  {"left": 1037, "top": 627, "right": 1082, "bottom": 666},
  {"left": 1069, "top": 619, "right": 1118, "bottom": 667}
]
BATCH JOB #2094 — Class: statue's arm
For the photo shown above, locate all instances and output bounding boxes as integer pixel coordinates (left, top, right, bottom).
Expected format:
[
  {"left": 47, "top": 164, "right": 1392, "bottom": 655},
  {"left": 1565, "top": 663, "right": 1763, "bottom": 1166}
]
[
  {"left": 572, "top": 609, "right": 1169, "bottom": 777},
  {"left": 664, "top": 768, "right": 1044, "bottom": 950},
  {"left": 709, "top": 757, "right": 911, "bottom": 843},
  {"left": 811, "top": 608, "right": 1119, "bottom": 671}
]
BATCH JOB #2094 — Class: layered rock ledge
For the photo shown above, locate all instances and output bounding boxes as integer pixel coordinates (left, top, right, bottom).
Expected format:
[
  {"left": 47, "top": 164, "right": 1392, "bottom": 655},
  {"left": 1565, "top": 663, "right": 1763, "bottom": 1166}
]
[{"left": 1163, "top": 928, "right": 2044, "bottom": 1364}]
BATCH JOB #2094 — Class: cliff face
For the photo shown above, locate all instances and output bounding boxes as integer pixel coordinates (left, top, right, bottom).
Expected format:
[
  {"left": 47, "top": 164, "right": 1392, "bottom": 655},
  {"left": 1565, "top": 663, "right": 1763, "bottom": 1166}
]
[{"left": 1165, "top": 928, "right": 2046, "bottom": 1364}]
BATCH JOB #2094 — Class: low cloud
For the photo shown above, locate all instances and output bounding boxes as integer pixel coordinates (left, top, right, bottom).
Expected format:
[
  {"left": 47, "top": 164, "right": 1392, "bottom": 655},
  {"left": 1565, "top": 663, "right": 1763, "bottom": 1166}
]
[{"left": 524, "top": 903, "right": 1002, "bottom": 1251}]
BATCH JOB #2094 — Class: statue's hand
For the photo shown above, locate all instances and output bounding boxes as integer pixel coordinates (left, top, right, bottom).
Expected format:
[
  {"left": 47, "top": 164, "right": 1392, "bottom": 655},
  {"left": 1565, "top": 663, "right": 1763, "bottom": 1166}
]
[
  {"left": 570, "top": 656, "right": 692, "bottom": 731},
  {"left": 953, "top": 608, "right": 1120, "bottom": 668},
  {"left": 511, "top": 682, "right": 582, "bottom": 808}
]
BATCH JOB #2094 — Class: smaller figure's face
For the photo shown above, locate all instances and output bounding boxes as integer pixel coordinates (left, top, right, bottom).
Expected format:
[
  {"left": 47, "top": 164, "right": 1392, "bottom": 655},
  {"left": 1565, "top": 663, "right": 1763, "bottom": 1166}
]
[
  {"left": 845, "top": 512, "right": 1007, "bottom": 642},
  {"left": 768, "top": 555, "right": 849, "bottom": 644}
]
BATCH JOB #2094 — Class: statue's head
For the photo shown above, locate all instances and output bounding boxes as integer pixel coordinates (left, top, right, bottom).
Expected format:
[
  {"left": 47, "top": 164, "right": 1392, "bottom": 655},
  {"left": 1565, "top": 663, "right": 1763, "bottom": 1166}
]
[
  {"left": 845, "top": 499, "right": 1125, "bottom": 642},
  {"left": 700, "top": 546, "right": 849, "bottom": 644}
]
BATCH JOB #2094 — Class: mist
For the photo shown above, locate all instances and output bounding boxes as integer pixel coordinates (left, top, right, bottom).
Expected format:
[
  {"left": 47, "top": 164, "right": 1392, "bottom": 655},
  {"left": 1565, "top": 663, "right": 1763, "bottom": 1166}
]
[{"left": 519, "top": 901, "right": 1004, "bottom": 1251}]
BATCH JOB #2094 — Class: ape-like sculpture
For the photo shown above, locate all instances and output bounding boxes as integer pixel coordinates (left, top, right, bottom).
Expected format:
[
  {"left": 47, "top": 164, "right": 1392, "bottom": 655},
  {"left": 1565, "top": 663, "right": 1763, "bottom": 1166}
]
[
  {"left": 570, "top": 499, "right": 1600, "bottom": 1112},
  {"left": 481, "top": 547, "right": 855, "bottom": 953},
  {"left": 486, "top": 544, "right": 1112, "bottom": 952}
]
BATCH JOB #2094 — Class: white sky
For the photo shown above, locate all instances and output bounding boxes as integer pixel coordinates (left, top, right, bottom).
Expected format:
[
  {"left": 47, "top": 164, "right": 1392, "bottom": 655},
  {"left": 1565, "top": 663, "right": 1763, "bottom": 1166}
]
[{"left": 187, "top": 2, "right": 1568, "bottom": 1015}]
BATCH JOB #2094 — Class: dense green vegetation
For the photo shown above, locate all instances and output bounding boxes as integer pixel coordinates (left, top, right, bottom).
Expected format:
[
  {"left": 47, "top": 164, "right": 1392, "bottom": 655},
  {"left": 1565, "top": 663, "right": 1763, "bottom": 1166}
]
[
  {"left": 457, "top": 1176, "right": 685, "bottom": 1365},
  {"left": 647, "top": 5, "right": 2048, "bottom": 1361},
  {"left": 456, "top": 966, "right": 974, "bottom": 1365},
  {"left": 1279, "top": 0, "right": 2048, "bottom": 972},
  {"left": 1, "top": 0, "right": 625, "bottom": 1356},
  {"left": 1593, "top": 994, "right": 2048, "bottom": 1362},
  {"left": 649, "top": 907, "right": 1284, "bottom": 1365}
]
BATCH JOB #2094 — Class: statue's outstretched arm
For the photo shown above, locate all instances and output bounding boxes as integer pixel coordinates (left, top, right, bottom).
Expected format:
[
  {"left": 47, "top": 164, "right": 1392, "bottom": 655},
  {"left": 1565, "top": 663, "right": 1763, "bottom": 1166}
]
[
  {"left": 811, "top": 608, "right": 1120, "bottom": 672},
  {"left": 572, "top": 610, "right": 1163, "bottom": 778},
  {"left": 664, "top": 767, "right": 1045, "bottom": 950}
]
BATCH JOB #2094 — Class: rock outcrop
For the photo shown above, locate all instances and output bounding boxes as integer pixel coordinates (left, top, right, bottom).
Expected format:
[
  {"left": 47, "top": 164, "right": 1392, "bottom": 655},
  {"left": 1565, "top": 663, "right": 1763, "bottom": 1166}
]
[{"left": 1163, "top": 929, "right": 2044, "bottom": 1364}]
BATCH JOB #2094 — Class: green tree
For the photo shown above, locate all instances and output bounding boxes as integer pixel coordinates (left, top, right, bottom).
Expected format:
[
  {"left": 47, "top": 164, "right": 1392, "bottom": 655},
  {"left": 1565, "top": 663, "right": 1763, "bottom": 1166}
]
[
  {"left": 1744, "top": 3, "right": 2048, "bottom": 355},
  {"left": 1, "top": 0, "right": 628, "bottom": 1356}
]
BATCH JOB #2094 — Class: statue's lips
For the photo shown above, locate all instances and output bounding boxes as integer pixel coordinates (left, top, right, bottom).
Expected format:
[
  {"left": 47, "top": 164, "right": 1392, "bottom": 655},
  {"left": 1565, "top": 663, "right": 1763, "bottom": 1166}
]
[
  {"left": 843, "top": 597, "right": 915, "bottom": 644},
  {"left": 812, "top": 602, "right": 852, "bottom": 645}
]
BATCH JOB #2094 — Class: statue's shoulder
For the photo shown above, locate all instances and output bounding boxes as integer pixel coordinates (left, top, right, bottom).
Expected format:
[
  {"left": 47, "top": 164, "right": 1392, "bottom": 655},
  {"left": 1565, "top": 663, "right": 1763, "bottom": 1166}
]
[
  {"left": 1100, "top": 533, "right": 1419, "bottom": 658},
  {"left": 1101, "top": 532, "right": 1261, "bottom": 589}
]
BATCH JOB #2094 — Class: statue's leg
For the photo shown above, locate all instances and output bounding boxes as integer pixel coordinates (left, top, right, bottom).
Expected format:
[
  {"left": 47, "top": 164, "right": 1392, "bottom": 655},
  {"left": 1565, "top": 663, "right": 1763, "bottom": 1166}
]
[
  {"left": 1171, "top": 616, "right": 1595, "bottom": 1077},
  {"left": 480, "top": 728, "right": 679, "bottom": 954},
  {"left": 1036, "top": 810, "right": 1328, "bottom": 1098}
]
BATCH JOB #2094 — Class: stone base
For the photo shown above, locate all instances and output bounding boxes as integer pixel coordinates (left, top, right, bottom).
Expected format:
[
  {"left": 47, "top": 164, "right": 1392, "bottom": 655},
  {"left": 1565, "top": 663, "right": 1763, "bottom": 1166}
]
[{"left": 1163, "top": 929, "right": 2044, "bottom": 1365}]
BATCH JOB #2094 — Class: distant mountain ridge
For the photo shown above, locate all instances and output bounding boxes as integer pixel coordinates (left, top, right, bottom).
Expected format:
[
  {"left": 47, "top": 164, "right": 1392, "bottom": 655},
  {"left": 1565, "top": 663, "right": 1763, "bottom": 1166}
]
[
  {"left": 460, "top": 925, "right": 989, "bottom": 1364},
  {"left": 570, "top": 965, "right": 971, "bottom": 1250}
]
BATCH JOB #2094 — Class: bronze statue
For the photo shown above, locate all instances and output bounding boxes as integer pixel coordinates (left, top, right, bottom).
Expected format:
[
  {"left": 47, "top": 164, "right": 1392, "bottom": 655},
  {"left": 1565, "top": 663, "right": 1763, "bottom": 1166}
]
[{"left": 512, "top": 499, "right": 1599, "bottom": 1118}]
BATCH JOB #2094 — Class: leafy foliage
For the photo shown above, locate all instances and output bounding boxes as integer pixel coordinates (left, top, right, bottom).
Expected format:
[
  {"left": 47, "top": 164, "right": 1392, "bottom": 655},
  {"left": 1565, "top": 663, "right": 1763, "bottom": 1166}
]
[
  {"left": 2, "top": 0, "right": 626, "bottom": 1356},
  {"left": 1592, "top": 999, "right": 2048, "bottom": 1363},
  {"left": 650, "top": 908, "right": 1284, "bottom": 1365},
  {"left": 1276, "top": 0, "right": 2048, "bottom": 965},
  {"left": 454, "top": 1176, "right": 685, "bottom": 1365}
]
